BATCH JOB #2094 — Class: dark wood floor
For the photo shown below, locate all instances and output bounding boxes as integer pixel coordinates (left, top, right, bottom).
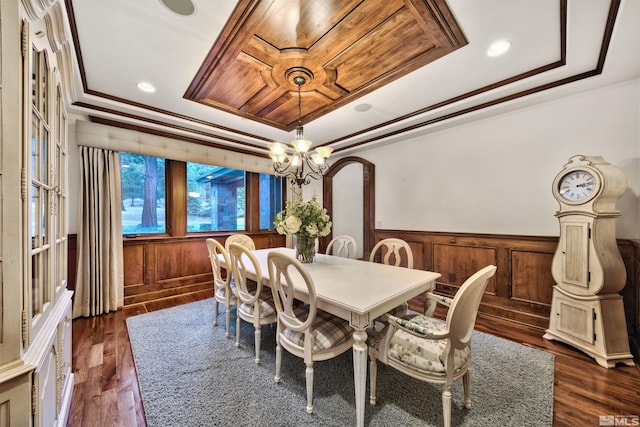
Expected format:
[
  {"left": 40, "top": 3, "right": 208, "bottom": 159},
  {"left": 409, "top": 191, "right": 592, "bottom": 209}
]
[{"left": 66, "top": 291, "right": 640, "bottom": 427}]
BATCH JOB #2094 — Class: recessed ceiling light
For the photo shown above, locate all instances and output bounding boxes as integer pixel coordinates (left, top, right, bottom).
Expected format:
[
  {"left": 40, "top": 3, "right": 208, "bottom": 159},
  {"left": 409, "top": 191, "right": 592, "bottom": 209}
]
[
  {"left": 354, "top": 103, "right": 372, "bottom": 112},
  {"left": 487, "top": 40, "right": 511, "bottom": 57},
  {"left": 159, "top": 0, "right": 195, "bottom": 16},
  {"left": 137, "top": 81, "right": 156, "bottom": 93}
]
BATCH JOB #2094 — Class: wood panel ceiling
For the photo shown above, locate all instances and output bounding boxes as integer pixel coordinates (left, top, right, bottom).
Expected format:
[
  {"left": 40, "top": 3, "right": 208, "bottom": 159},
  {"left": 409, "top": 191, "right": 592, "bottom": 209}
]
[{"left": 184, "top": 0, "right": 467, "bottom": 131}]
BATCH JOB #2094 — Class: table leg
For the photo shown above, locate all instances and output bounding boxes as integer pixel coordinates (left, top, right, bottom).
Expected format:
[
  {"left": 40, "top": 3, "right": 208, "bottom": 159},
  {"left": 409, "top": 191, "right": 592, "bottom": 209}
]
[{"left": 352, "top": 329, "right": 368, "bottom": 427}]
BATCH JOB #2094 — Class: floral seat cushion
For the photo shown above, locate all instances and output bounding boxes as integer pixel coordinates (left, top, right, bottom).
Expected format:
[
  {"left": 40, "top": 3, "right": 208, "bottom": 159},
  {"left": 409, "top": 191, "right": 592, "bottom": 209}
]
[
  {"left": 283, "top": 309, "right": 352, "bottom": 352},
  {"left": 388, "top": 315, "right": 470, "bottom": 374}
]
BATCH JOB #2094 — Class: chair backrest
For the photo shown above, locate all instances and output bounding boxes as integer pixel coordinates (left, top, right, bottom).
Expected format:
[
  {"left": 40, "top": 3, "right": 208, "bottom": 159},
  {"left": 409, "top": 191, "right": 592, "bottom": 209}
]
[
  {"left": 228, "top": 243, "right": 264, "bottom": 305},
  {"left": 325, "top": 235, "right": 358, "bottom": 259},
  {"left": 225, "top": 233, "right": 256, "bottom": 253},
  {"left": 206, "top": 238, "right": 231, "bottom": 292},
  {"left": 446, "top": 265, "right": 497, "bottom": 350},
  {"left": 267, "top": 251, "right": 317, "bottom": 332},
  {"left": 369, "top": 238, "right": 413, "bottom": 268}
]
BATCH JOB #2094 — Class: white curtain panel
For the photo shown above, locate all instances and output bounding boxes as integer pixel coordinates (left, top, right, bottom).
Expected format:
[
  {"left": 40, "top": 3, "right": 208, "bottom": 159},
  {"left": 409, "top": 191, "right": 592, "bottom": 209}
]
[{"left": 73, "top": 146, "right": 124, "bottom": 318}]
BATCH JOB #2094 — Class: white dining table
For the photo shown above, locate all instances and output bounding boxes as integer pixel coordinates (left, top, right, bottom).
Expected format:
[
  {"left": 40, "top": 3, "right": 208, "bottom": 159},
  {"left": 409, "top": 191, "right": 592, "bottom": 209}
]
[{"left": 223, "top": 247, "right": 441, "bottom": 427}]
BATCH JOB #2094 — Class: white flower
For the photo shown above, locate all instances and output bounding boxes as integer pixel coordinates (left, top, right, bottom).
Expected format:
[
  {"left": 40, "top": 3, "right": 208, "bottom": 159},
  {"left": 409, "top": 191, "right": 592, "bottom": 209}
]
[
  {"left": 320, "top": 222, "right": 332, "bottom": 237},
  {"left": 305, "top": 223, "right": 319, "bottom": 236},
  {"left": 284, "top": 215, "right": 301, "bottom": 234}
]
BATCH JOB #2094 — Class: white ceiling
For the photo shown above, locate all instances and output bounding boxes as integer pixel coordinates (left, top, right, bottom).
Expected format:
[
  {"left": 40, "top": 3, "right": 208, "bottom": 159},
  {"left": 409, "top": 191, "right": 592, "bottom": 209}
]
[{"left": 67, "top": 0, "right": 640, "bottom": 157}]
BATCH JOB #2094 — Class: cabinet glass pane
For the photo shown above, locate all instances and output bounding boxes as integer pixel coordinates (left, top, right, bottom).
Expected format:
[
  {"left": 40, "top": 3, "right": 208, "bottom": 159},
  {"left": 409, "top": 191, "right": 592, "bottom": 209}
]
[
  {"left": 41, "top": 54, "right": 48, "bottom": 117},
  {"left": 32, "top": 252, "right": 42, "bottom": 315},
  {"left": 55, "top": 148, "right": 60, "bottom": 188},
  {"left": 31, "top": 248, "right": 51, "bottom": 318},
  {"left": 42, "top": 188, "right": 49, "bottom": 244},
  {"left": 32, "top": 115, "right": 40, "bottom": 180},
  {"left": 57, "top": 193, "right": 63, "bottom": 239},
  {"left": 41, "top": 128, "right": 48, "bottom": 183},
  {"left": 31, "top": 185, "right": 40, "bottom": 248},
  {"left": 31, "top": 49, "right": 38, "bottom": 107}
]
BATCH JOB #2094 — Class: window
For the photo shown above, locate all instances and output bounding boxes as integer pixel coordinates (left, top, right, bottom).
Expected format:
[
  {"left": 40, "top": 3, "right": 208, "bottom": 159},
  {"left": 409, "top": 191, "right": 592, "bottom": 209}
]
[
  {"left": 186, "top": 162, "right": 245, "bottom": 232},
  {"left": 120, "top": 152, "right": 166, "bottom": 235},
  {"left": 119, "top": 153, "right": 284, "bottom": 236},
  {"left": 259, "top": 173, "right": 283, "bottom": 230}
]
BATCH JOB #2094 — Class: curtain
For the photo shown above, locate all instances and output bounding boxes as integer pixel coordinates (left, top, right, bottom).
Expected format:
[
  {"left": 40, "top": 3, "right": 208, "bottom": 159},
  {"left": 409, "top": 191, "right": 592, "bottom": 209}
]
[{"left": 73, "top": 146, "right": 124, "bottom": 318}]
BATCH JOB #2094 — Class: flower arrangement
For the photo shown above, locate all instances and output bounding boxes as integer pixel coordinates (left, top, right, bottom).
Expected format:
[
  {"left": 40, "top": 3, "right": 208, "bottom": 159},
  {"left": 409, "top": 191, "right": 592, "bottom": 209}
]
[
  {"left": 273, "top": 195, "right": 332, "bottom": 262},
  {"left": 274, "top": 195, "right": 332, "bottom": 238}
]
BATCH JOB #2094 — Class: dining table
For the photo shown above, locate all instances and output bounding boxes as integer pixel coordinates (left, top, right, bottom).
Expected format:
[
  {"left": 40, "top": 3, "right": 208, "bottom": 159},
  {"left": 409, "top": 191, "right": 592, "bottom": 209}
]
[{"left": 223, "top": 247, "right": 441, "bottom": 427}]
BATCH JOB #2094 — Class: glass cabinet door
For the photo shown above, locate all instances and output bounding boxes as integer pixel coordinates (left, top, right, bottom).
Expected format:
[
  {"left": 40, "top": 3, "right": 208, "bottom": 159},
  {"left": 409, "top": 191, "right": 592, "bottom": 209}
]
[
  {"left": 27, "top": 45, "right": 64, "bottom": 341},
  {"left": 54, "top": 83, "right": 68, "bottom": 297}
]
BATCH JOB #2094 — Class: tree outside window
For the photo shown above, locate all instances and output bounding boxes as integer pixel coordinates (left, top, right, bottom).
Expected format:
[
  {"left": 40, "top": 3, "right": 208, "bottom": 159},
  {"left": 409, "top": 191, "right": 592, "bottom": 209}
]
[{"left": 120, "top": 152, "right": 165, "bottom": 234}]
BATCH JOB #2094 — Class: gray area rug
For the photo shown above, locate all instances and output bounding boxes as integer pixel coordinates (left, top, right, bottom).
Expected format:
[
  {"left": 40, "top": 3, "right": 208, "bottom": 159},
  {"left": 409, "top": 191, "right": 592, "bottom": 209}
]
[{"left": 126, "top": 298, "right": 554, "bottom": 426}]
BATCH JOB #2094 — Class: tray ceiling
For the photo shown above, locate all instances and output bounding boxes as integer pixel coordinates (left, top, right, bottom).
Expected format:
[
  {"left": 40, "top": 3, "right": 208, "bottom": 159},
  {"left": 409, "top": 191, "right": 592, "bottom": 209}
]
[
  {"left": 64, "top": 0, "right": 640, "bottom": 156},
  {"left": 184, "top": 0, "right": 466, "bottom": 131}
]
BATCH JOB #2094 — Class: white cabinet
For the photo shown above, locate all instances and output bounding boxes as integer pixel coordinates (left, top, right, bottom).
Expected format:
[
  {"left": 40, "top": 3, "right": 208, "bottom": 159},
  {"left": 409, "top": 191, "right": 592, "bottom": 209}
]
[{"left": 0, "top": 0, "right": 74, "bottom": 424}]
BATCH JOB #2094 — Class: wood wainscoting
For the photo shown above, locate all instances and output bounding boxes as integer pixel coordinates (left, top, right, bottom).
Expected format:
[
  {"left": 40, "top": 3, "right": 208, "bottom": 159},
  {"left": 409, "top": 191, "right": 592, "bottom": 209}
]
[
  {"left": 377, "top": 230, "right": 639, "bottom": 346},
  {"left": 121, "top": 233, "right": 286, "bottom": 306},
  {"left": 67, "top": 231, "right": 638, "bottom": 353},
  {"left": 67, "top": 233, "right": 286, "bottom": 307}
]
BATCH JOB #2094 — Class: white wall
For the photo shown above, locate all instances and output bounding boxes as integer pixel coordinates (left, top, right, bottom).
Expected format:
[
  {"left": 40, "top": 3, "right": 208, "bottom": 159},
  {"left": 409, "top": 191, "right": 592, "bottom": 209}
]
[
  {"left": 326, "top": 78, "right": 640, "bottom": 239},
  {"left": 69, "top": 79, "right": 640, "bottom": 240}
]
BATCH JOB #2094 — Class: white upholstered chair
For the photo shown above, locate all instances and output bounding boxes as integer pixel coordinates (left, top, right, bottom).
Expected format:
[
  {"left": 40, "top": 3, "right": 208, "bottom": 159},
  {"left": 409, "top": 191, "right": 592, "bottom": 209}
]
[
  {"left": 228, "top": 243, "right": 277, "bottom": 364},
  {"left": 368, "top": 265, "right": 497, "bottom": 427},
  {"left": 325, "top": 235, "right": 358, "bottom": 259},
  {"left": 225, "top": 233, "right": 255, "bottom": 252},
  {"left": 267, "top": 251, "right": 354, "bottom": 414},
  {"left": 206, "top": 238, "right": 237, "bottom": 338},
  {"left": 369, "top": 237, "right": 414, "bottom": 317}
]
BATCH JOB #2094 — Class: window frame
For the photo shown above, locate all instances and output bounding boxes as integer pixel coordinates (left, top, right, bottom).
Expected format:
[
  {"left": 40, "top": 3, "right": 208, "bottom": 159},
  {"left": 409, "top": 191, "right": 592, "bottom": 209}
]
[{"left": 121, "top": 156, "right": 285, "bottom": 239}]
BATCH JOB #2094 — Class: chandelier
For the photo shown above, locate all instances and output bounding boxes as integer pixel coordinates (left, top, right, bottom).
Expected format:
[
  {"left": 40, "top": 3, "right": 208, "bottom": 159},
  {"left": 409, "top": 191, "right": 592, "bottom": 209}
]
[{"left": 268, "top": 76, "right": 333, "bottom": 187}]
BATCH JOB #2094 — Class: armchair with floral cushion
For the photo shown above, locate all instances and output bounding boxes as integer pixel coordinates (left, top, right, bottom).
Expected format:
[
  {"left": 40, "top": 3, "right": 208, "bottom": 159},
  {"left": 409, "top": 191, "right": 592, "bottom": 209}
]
[{"left": 368, "top": 265, "right": 497, "bottom": 427}]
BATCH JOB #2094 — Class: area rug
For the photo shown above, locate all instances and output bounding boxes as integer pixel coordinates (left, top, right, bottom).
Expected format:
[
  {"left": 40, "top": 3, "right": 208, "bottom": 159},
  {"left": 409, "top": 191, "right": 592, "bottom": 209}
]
[{"left": 126, "top": 298, "right": 554, "bottom": 426}]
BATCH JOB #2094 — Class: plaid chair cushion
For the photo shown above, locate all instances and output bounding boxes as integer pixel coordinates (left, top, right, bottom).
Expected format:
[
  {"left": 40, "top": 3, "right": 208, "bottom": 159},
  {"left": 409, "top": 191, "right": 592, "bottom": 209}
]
[
  {"left": 388, "top": 315, "right": 470, "bottom": 373},
  {"left": 283, "top": 309, "right": 352, "bottom": 352},
  {"left": 239, "top": 291, "right": 277, "bottom": 318},
  {"left": 215, "top": 283, "right": 237, "bottom": 300}
]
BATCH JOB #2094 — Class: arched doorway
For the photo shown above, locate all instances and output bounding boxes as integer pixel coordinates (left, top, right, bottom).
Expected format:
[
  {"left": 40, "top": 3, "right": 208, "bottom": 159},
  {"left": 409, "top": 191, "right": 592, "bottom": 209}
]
[{"left": 322, "top": 156, "right": 374, "bottom": 260}]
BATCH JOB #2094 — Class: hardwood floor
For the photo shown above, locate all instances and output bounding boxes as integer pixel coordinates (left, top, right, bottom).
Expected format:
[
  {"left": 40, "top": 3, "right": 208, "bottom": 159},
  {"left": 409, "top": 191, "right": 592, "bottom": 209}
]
[{"left": 67, "top": 291, "right": 640, "bottom": 427}]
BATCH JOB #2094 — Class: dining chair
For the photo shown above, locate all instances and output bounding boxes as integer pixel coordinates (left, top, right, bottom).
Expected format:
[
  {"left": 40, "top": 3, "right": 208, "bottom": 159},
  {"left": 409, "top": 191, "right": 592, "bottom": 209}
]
[
  {"left": 206, "top": 238, "right": 237, "bottom": 338},
  {"left": 325, "top": 235, "right": 358, "bottom": 259},
  {"left": 369, "top": 238, "right": 413, "bottom": 268},
  {"left": 368, "top": 265, "right": 497, "bottom": 427},
  {"left": 228, "top": 243, "right": 278, "bottom": 364},
  {"left": 225, "top": 233, "right": 256, "bottom": 253},
  {"left": 369, "top": 237, "right": 414, "bottom": 317},
  {"left": 267, "top": 251, "right": 354, "bottom": 414}
]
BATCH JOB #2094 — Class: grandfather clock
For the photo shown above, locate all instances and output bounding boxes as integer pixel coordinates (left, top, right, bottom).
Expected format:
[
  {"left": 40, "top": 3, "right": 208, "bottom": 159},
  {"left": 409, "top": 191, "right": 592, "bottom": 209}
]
[{"left": 543, "top": 155, "right": 634, "bottom": 368}]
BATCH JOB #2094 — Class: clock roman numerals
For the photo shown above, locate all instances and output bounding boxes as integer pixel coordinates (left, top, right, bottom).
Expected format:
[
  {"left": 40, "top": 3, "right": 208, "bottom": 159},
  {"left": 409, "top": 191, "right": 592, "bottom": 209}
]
[{"left": 558, "top": 170, "right": 596, "bottom": 202}]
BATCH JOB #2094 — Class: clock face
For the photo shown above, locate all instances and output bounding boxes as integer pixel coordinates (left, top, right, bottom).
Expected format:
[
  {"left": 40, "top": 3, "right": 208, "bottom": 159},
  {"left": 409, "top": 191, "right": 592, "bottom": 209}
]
[{"left": 558, "top": 170, "right": 597, "bottom": 202}]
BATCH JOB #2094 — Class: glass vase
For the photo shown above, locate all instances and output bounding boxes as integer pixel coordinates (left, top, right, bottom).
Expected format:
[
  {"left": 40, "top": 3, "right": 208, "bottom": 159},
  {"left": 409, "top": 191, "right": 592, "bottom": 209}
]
[{"left": 295, "top": 234, "right": 317, "bottom": 264}]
